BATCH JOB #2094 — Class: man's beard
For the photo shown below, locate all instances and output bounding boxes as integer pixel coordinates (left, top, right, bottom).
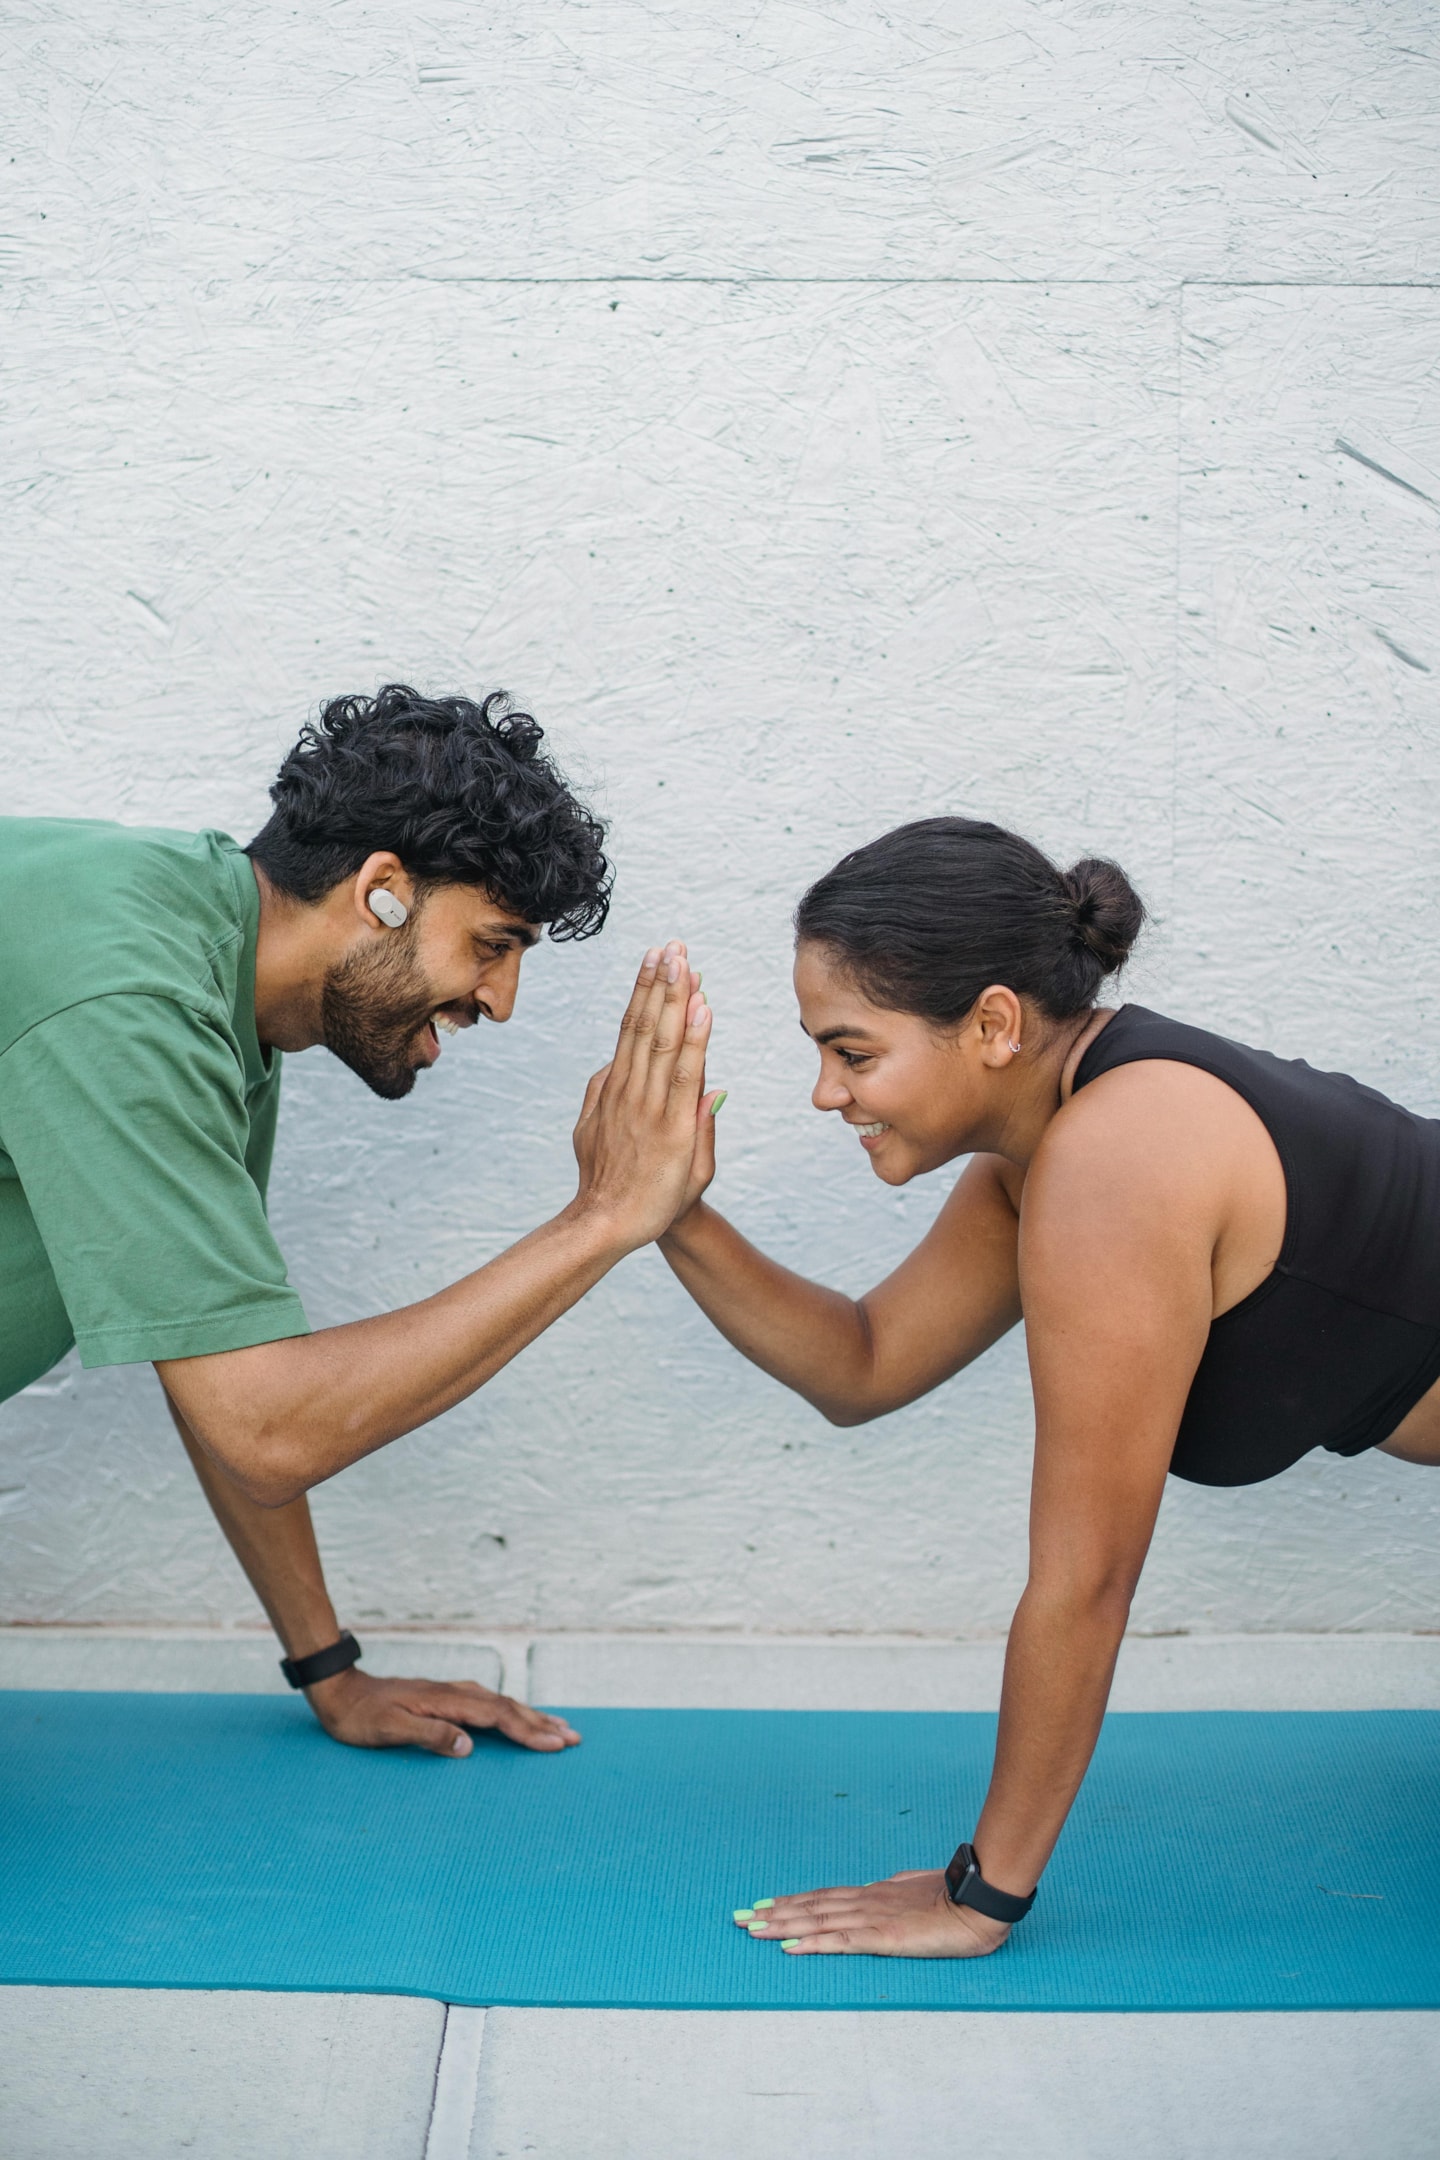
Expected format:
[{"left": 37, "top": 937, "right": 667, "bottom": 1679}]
[{"left": 321, "top": 928, "right": 439, "bottom": 1101}]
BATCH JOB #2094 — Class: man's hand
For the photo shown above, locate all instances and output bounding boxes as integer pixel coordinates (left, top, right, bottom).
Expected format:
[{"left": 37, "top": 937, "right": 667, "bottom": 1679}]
[
  {"left": 735, "top": 1870, "right": 1011, "bottom": 1959},
  {"left": 303, "top": 1666, "right": 581, "bottom": 1757},
  {"left": 571, "top": 941, "right": 718, "bottom": 1249}
]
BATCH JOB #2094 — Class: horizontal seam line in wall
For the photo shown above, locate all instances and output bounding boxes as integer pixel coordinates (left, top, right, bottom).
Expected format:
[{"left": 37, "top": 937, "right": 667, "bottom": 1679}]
[{"left": 7, "top": 276, "right": 1440, "bottom": 291}]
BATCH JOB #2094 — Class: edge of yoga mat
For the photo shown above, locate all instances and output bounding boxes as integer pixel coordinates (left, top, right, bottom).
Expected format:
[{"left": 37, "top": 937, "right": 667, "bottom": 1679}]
[{"left": 2, "top": 1697, "right": 1436, "bottom": 2013}]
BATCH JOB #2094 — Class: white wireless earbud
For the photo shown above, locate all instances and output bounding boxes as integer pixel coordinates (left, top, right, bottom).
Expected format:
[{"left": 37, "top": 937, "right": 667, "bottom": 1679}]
[{"left": 368, "top": 889, "right": 409, "bottom": 929}]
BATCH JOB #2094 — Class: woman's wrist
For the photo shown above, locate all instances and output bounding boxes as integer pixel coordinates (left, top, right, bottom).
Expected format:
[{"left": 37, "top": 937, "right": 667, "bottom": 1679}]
[{"left": 657, "top": 1196, "right": 715, "bottom": 1257}]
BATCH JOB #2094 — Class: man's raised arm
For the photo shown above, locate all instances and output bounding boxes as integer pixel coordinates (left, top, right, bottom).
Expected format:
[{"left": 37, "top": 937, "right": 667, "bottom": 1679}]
[{"left": 161, "top": 943, "right": 714, "bottom": 1506}]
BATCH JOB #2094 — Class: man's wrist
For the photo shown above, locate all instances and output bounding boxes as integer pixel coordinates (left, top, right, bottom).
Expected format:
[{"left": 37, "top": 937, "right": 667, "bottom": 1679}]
[
  {"left": 557, "top": 1193, "right": 649, "bottom": 1263},
  {"left": 280, "top": 1630, "right": 360, "bottom": 1690}
]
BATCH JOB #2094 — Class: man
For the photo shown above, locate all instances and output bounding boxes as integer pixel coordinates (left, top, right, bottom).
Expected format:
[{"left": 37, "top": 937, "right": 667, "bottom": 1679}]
[{"left": 0, "top": 684, "right": 714, "bottom": 1758}]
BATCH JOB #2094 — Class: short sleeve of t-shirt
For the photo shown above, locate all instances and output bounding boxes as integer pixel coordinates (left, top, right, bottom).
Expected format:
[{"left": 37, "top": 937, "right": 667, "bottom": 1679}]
[{"left": 0, "top": 992, "right": 310, "bottom": 1369}]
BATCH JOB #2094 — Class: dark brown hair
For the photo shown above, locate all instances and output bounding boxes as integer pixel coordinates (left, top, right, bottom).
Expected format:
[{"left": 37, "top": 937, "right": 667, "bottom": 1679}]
[{"left": 795, "top": 816, "right": 1144, "bottom": 1023}]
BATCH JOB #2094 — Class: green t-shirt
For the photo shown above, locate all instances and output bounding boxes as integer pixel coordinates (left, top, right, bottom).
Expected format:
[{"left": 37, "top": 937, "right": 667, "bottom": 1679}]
[{"left": 0, "top": 818, "right": 310, "bottom": 1404}]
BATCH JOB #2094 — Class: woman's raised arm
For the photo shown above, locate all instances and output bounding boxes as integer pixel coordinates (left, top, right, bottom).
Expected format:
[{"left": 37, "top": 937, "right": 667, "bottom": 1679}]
[{"left": 658, "top": 1151, "right": 1025, "bottom": 1426}]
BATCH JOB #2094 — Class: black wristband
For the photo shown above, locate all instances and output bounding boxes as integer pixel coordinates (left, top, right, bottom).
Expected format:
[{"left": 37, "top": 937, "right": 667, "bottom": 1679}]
[
  {"left": 280, "top": 1632, "right": 362, "bottom": 1690},
  {"left": 944, "top": 1842, "right": 1037, "bottom": 1924}
]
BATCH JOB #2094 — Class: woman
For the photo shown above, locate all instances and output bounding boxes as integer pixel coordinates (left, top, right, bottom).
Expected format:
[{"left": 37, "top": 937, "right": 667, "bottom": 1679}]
[{"left": 658, "top": 817, "right": 1440, "bottom": 1960}]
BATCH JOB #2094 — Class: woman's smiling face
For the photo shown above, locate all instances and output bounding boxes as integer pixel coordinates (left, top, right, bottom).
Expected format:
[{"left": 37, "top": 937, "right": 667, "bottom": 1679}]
[{"left": 793, "top": 939, "right": 991, "bottom": 1184}]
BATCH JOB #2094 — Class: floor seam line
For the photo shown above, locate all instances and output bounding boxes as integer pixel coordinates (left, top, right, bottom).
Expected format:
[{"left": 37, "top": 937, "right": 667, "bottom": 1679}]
[{"left": 424, "top": 2003, "right": 488, "bottom": 2159}]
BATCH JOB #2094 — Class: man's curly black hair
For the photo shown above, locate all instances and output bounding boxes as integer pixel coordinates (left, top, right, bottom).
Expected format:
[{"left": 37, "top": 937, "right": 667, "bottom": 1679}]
[{"left": 246, "top": 685, "right": 611, "bottom": 940}]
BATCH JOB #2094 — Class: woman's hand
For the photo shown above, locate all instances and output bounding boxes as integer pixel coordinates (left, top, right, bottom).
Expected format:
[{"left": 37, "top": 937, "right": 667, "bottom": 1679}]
[
  {"left": 305, "top": 1665, "right": 580, "bottom": 1757},
  {"left": 572, "top": 941, "right": 719, "bottom": 1250},
  {"left": 735, "top": 1870, "right": 1011, "bottom": 1959}
]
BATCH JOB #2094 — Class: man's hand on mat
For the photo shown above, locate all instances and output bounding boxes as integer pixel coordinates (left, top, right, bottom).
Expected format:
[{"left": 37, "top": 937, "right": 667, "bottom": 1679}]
[
  {"left": 734, "top": 1871, "right": 1010, "bottom": 1959},
  {"left": 572, "top": 941, "right": 719, "bottom": 1249},
  {"left": 304, "top": 1668, "right": 580, "bottom": 1757}
]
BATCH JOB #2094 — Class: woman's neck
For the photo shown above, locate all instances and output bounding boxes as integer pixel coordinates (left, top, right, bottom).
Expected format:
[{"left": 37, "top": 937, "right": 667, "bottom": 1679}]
[{"left": 990, "top": 1006, "right": 1117, "bottom": 1167}]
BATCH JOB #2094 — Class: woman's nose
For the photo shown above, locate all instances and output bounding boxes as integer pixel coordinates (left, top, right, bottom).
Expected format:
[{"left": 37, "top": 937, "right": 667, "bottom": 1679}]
[{"left": 811, "top": 1073, "right": 850, "bottom": 1113}]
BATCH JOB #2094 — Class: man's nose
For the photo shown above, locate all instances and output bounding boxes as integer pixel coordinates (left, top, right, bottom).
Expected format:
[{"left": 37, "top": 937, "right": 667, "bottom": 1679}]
[{"left": 478, "top": 951, "right": 523, "bottom": 1024}]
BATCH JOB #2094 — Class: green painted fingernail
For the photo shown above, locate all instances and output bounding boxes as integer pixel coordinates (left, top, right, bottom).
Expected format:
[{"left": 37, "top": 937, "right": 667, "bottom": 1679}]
[
  {"left": 710, "top": 1091, "right": 728, "bottom": 1117},
  {"left": 780, "top": 1939, "right": 801, "bottom": 1950},
  {"left": 747, "top": 1922, "right": 768, "bottom": 1934},
  {"left": 752, "top": 1897, "right": 774, "bottom": 1908},
  {"left": 733, "top": 1908, "right": 754, "bottom": 1922}
]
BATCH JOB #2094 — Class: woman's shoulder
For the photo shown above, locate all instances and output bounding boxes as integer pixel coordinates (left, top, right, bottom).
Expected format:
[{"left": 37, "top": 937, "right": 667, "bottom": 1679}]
[{"left": 1039, "top": 1037, "right": 1261, "bottom": 1211}]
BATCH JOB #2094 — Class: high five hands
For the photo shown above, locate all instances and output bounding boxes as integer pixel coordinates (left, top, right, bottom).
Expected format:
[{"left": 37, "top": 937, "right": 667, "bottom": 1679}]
[{"left": 573, "top": 940, "right": 722, "bottom": 1248}]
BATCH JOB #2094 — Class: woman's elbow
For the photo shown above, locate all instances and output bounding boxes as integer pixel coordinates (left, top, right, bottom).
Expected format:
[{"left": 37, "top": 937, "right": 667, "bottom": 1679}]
[
  {"left": 1024, "top": 1563, "right": 1142, "bottom": 1632},
  {"left": 813, "top": 1392, "right": 881, "bottom": 1429}
]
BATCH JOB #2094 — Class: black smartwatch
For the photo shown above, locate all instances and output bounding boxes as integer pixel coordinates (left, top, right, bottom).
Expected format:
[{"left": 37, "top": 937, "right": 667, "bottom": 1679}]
[
  {"left": 944, "top": 1842, "right": 1037, "bottom": 1924},
  {"left": 280, "top": 1631, "right": 362, "bottom": 1689}
]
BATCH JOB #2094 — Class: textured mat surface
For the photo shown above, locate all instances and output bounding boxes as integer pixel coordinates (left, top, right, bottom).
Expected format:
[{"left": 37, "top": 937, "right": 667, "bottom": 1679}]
[{"left": 1, "top": 1695, "right": 1435, "bottom": 2010}]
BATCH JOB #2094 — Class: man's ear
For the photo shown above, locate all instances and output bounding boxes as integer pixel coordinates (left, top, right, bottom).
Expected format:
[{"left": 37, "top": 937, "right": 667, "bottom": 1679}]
[
  {"left": 973, "top": 984, "right": 1025, "bottom": 1067},
  {"left": 350, "top": 852, "right": 414, "bottom": 931}
]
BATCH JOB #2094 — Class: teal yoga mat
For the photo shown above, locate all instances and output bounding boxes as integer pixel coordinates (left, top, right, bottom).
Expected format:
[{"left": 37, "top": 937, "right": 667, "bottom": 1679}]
[{"left": 1, "top": 1694, "right": 1435, "bottom": 2010}]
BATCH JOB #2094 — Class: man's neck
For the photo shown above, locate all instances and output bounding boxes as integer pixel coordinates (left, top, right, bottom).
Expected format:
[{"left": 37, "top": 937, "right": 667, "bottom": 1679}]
[{"left": 251, "top": 861, "right": 336, "bottom": 1052}]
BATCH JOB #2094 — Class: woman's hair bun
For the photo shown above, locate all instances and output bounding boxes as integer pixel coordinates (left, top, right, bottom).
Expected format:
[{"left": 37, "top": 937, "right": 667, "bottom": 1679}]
[{"left": 1058, "top": 858, "right": 1145, "bottom": 975}]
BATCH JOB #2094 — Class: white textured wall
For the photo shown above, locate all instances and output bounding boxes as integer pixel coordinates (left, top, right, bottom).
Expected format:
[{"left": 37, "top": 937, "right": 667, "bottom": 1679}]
[{"left": 2, "top": 2, "right": 1438, "bottom": 1635}]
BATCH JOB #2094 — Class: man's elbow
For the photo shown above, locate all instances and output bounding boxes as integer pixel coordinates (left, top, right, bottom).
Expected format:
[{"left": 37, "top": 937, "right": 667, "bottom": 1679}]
[
  {"left": 237, "top": 1458, "right": 311, "bottom": 1509},
  {"left": 193, "top": 1413, "right": 313, "bottom": 1509}
]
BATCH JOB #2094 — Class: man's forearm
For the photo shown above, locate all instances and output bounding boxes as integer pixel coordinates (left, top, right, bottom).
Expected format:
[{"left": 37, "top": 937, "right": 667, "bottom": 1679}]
[
  {"left": 160, "top": 1200, "right": 630, "bottom": 1504},
  {"left": 166, "top": 1396, "right": 342, "bottom": 1658}
]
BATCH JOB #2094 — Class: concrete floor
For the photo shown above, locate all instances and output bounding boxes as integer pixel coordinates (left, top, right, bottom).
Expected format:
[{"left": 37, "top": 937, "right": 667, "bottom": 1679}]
[{"left": 2, "top": 1629, "right": 1438, "bottom": 2159}]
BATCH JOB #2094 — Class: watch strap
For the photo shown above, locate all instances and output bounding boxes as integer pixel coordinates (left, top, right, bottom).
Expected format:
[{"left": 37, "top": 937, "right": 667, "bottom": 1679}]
[
  {"left": 944, "top": 1842, "right": 1037, "bottom": 1924},
  {"left": 280, "top": 1631, "right": 362, "bottom": 1690}
]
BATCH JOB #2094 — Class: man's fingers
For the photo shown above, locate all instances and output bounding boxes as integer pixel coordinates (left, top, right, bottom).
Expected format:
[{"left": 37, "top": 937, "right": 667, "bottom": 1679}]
[
  {"left": 492, "top": 1698, "right": 581, "bottom": 1751},
  {"left": 639, "top": 944, "right": 697, "bottom": 1107},
  {"left": 608, "top": 941, "right": 682, "bottom": 1112},
  {"left": 658, "top": 996, "right": 712, "bottom": 1117},
  {"left": 609, "top": 946, "right": 667, "bottom": 1086},
  {"left": 386, "top": 1706, "right": 474, "bottom": 1757},
  {"left": 411, "top": 1683, "right": 580, "bottom": 1750},
  {"left": 576, "top": 1062, "right": 612, "bottom": 1129}
]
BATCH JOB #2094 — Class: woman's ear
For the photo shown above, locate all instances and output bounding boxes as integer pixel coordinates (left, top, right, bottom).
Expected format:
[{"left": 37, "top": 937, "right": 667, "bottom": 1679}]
[{"left": 973, "top": 985, "right": 1025, "bottom": 1067}]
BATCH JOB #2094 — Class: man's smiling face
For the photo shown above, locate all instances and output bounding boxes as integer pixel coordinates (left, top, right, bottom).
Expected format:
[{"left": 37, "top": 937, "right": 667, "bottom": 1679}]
[{"left": 321, "top": 884, "right": 540, "bottom": 1100}]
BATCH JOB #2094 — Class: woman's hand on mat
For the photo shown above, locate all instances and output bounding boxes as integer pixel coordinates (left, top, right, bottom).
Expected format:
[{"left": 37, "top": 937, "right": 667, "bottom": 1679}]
[
  {"left": 571, "top": 941, "right": 719, "bottom": 1249},
  {"left": 735, "top": 1870, "right": 1010, "bottom": 1959},
  {"left": 304, "top": 1668, "right": 580, "bottom": 1757}
]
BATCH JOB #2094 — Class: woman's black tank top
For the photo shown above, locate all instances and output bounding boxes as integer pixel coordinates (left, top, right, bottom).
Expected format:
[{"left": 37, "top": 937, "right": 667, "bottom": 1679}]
[{"left": 1071, "top": 1006, "right": 1440, "bottom": 1486}]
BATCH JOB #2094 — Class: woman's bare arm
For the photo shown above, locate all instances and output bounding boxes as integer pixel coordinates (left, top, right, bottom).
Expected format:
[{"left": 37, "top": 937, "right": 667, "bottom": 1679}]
[
  {"left": 969, "top": 1090, "right": 1216, "bottom": 1897},
  {"left": 742, "top": 1074, "right": 1222, "bottom": 1957},
  {"left": 658, "top": 1153, "right": 1024, "bottom": 1425}
]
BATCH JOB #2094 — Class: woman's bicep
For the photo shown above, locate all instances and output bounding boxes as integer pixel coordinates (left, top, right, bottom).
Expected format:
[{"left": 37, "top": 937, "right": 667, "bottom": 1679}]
[{"left": 855, "top": 1155, "right": 1023, "bottom": 1414}]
